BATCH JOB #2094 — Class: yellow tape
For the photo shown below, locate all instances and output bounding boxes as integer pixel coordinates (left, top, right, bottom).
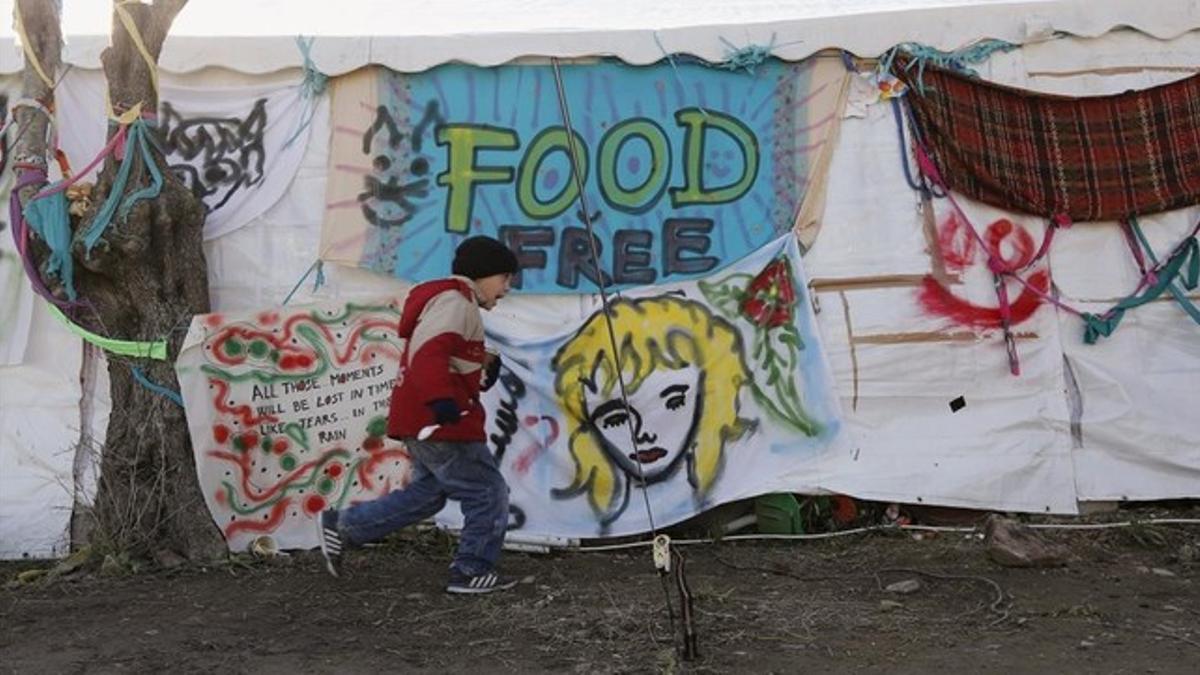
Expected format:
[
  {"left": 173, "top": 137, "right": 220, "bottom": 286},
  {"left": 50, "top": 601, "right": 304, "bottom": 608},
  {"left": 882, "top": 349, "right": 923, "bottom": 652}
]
[
  {"left": 13, "top": 1, "right": 56, "bottom": 90},
  {"left": 114, "top": 0, "right": 160, "bottom": 98},
  {"left": 106, "top": 95, "right": 144, "bottom": 125},
  {"left": 45, "top": 302, "right": 169, "bottom": 360}
]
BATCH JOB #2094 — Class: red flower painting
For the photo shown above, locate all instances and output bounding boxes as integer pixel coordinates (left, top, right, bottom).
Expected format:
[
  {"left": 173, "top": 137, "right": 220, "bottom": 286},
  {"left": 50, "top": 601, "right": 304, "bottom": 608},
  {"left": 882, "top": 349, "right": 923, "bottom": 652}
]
[
  {"left": 740, "top": 259, "right": 797, "bottom": 328},
  {"left": 700, "top": 255, "right": 819, "bottom": 436}
]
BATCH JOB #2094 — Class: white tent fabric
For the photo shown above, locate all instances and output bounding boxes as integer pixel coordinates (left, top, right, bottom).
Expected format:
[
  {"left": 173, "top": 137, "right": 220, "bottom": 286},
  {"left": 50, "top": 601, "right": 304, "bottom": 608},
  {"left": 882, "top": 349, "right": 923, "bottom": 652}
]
[
  {"left": 56, "top": 68, "right": 316, "bottom": 240},
  {"left": 0, "top": 77, "right": 34, "bottom": 365},
  {"left": 0, "top": 241, "right": 32, "bottom": 365},
  {"left": 1, "top": 73, "right": 32, "bottom": 365},
  {"left": 3, "top": 2, "right": 1200, "bottom": 556},
  {"left": 801, "top": 35, "right": 1200, "bottom": 511},
  {"left": 0, "top": 303, "right": 83, "bottom": 558},
  {"left": 2, "top": 1, "right": 1200, "bottom": 75}
]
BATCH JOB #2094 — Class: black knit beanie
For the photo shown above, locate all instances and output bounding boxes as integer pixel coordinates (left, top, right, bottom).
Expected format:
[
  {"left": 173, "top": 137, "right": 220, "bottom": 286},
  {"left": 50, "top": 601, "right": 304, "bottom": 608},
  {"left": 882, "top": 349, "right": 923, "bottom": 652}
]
[{"left": 451, "top": 236, "right": 519, "bottom": 280}]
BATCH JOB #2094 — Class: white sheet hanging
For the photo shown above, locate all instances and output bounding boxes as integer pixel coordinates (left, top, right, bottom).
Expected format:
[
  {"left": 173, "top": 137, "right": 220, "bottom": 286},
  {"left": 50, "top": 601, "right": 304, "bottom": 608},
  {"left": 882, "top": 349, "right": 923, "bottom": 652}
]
[{"left": 55, "top": 68, "right": 317, "bottom": 240}]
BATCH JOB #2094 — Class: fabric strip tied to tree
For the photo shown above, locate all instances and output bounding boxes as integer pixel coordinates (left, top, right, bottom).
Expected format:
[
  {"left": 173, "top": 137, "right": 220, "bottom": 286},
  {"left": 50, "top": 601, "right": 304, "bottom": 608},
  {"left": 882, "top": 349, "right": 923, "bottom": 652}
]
[{"left": 79, "top": 118, "right": 164, "bottom": 253}]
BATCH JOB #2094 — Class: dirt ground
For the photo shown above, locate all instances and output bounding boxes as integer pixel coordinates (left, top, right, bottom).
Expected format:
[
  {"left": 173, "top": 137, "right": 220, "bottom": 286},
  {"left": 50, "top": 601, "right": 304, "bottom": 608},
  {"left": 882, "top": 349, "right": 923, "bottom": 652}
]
[{"left": 3, "top": 505, "right": 1199, "bottom": 674}]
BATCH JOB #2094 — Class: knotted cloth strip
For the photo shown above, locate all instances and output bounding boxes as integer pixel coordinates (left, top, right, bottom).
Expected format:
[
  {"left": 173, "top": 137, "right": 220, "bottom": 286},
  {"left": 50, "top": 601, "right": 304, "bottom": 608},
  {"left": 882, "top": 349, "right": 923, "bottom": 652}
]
[{"left": 893, "top": 56, "right": 1200, "bottom": 222}]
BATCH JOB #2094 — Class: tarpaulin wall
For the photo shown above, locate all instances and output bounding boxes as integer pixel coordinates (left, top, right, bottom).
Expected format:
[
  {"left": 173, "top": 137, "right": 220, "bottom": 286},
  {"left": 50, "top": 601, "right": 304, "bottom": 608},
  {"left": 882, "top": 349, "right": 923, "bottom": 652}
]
[{"left": 3, "top": 29, "right": 1200, "bottom": 556}]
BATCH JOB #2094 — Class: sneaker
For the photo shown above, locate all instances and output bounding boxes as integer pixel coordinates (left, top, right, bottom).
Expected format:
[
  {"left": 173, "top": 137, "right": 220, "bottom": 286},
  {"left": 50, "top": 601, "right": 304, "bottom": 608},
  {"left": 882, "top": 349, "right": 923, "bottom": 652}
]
[
  {"left": 445, "top": 569, "right": 519, "bottom": 595},
  {"left": 316, "top": 509, "right": 343, "bottom": 577}
]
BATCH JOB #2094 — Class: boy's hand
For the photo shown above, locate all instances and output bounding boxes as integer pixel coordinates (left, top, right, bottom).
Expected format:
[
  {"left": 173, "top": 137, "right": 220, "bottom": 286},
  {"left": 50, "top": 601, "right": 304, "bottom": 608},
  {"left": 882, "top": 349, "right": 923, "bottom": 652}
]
[
  {"left": 427, "top": 398, "right": 461, "bottom": 425},
  {"left": 482, "top": 352, "right": 502, "bottom": 391}
]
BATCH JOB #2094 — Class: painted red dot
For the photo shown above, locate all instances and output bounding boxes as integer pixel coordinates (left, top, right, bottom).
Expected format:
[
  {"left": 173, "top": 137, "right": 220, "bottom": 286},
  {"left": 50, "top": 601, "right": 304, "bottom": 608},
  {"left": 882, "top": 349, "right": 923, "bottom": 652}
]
[
  {"left": 304, "top": 495, "right": 326, "bottom": 515},
  {"left": 213, "top": 425, "right": 231, "bottom": 444},
  {"left": 295, "top": 354, "right": 314, "bottom": 368},
  {"left": 214, "top": 489, "right": 226, "bottom": 505},
  {"left": 272, "top": 438, "right": 289, "bottom": 454},
  {"left": 278, "top": 355, "right": 296, "bottom": 370},
  {"left": 327, "top": 463, "right": 344, "bottom": 478},
  {"left": 241, "top": 432, "right": 260, "bottom": 450},
  {"left": 257, "top": 311, "right": 279, "bottom": 325},
  {"left": 205, "top": 314, "right": 224, "bottom": 328},
  {"left": 363, "top": 437, "right": 384, "bottom": 452}
]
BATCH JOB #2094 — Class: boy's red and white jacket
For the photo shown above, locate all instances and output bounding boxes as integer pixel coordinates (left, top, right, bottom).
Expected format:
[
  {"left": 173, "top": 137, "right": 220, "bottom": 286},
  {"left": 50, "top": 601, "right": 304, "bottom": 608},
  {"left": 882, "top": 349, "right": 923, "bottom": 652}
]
[{"left": 387, "top": 276, "right": 487, "bottom": 442}]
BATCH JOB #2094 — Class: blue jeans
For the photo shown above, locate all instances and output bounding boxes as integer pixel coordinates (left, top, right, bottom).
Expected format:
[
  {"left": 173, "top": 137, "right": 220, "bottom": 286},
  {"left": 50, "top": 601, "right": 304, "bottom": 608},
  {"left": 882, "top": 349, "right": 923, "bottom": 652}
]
[{"left": 337, "top": 440, "right": 509, "bottom": 577}]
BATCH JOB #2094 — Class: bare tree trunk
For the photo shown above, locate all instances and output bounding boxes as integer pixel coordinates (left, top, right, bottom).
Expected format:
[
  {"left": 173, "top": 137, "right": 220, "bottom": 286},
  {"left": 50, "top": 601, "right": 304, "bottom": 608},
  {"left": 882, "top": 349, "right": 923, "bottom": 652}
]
[{"left": 14, "top": 0, "right": 225, "bottom": 562}]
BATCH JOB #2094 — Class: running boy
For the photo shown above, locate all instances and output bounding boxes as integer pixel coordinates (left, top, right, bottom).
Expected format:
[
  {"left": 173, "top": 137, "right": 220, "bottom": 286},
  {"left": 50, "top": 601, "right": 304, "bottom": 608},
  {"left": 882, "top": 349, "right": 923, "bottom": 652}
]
[{"left": 318, "top": 235, "right": 519, "bottom": 594}]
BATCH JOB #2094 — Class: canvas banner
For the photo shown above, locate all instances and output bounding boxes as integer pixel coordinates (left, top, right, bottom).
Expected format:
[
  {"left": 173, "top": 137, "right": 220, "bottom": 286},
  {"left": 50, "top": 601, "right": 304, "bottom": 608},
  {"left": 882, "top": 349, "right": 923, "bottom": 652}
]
[
  {"left": 321, "top": 58, "right": 847, "bottom": 293},
  {"left": 474, "top": 233, "right": 846, "bottom": 537},
  {"left": 176, "top": 302, "right": 409, "bottom": 552},
  {"left": 56, "top": 70, "right": 315, "bottom": 240},
  {"left": 156, "top": 82, "right": 316, "bottom": 239},
  {"left": 178, "top": 234, "right": 845, "bottom": 549}
]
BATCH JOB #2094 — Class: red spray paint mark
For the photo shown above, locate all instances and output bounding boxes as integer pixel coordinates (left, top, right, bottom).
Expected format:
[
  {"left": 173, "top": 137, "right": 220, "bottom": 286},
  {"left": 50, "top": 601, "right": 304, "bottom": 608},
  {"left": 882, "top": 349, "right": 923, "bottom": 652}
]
[
  {"left": 238, "top": 431, "right": 260, "bottom": 452},
  {"left": 937, "top": 212, "right": 977, "bottom": 271},
  {"left": 357, "top": 447, "right": 411, "bottom": 491},
  {"left": 984, "top": 218, "right": 1035, "bottom": 270},
  {"left": 224, "top": 499, "right": 290, "bottom": 538},
  {"left": 211, "top": 379, "right": 279, "bottom": 427},
  {"left": 208, "top": 447, "right": 348, "bottom": 503},
  {"left": 303, "top": 495, "right": 327, "bottom": 516},
  {"left": 918, "top": 270, "right": 1049, "bottom": 329},
  {"left": 358, "top": 343, "right": 404, "bottom": 365},
  {"left": 207, "top": 316, "right": 396, "bottom": 370},
  {"left": 514, "top": 416, "right": 560, "bottom": 475},
  {"left": 923, "top": 216, "right": 1048, "bottom": 329}
]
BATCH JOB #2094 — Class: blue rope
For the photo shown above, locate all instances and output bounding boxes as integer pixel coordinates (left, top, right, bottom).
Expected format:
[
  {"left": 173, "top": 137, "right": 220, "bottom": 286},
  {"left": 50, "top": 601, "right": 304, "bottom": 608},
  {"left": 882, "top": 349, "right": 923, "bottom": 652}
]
[
  {"left": 716, "top": 34, "right": 778, "bottom": 75},
  {"left": 22, "top": 190, "right": 77, "bottom": 300},
  {"left": 881, "top": 39, "right": 1018, "bottom": 94},
  {"left": 1081, "top": 235, "right": 1200, "bottom": 343},
  {"left": 281, "top": 259, "right": 325, "bottom": 306},
  {"left": 1129, "top": 216, "right": 1200, "bottom": 324},
  {"left": 296, "top": 35, "right": 328, "bottom": 97},
  {"left": 840, "top": 49, "right": 857, "bottom": 73},
  {"left": 283, "top": 35, "right": 328, "bottom": 150},
  {"left": 313, "top": 259, "right": 326, "bottom": 291},
  {"left": 131, "top": 366, "right": 184, "bottom": 407},
  {"left": 652, "top": 32, "right": 710, "bottom": 119},
  {"left": 714, "top": 34, "right": 808, "bottom": 75},
  {"left": 890, "top": 97, "right": 944, "bottom": 199}
]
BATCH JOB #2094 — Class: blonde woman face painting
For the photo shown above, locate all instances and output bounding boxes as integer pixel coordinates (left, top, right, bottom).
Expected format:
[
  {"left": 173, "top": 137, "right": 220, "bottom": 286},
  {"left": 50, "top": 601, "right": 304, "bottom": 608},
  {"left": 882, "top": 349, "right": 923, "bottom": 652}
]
[
  {"left": 583, "top": 364, "right": 703, "bottom": 482},
  {"left": 552, "top": 296, "right": 751, "bottom": 528}
]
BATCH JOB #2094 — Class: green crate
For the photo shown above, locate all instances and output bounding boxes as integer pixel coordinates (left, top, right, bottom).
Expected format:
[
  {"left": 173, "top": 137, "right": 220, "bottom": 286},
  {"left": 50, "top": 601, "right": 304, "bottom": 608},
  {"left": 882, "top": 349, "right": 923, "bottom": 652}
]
[{"left": 754, "top": 493, "right": 804, "bottom": 534}]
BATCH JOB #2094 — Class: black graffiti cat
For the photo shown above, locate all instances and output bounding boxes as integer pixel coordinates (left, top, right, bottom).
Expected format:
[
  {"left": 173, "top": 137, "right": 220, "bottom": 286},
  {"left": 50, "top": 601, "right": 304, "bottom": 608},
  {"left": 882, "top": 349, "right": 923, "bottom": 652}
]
[
  {"left": 158, "top": 98, "right": 267, "bottom": 214},
  {"left": 357, "top": 100, "right": 444, "bottom": 228}
]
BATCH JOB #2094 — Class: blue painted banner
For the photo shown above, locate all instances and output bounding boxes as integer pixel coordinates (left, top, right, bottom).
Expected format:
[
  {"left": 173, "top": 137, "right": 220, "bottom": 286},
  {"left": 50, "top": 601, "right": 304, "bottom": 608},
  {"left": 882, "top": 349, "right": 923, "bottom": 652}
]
[{"left": 322, "top": 58, "right": 846, "bottom": 293}]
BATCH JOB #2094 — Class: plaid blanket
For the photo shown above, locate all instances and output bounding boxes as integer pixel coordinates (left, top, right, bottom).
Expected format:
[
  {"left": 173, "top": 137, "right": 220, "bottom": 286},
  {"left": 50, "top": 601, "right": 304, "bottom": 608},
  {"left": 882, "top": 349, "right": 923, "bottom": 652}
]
[{"left": 894, "top": 57, "right": 1200, "bottom": 222}]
